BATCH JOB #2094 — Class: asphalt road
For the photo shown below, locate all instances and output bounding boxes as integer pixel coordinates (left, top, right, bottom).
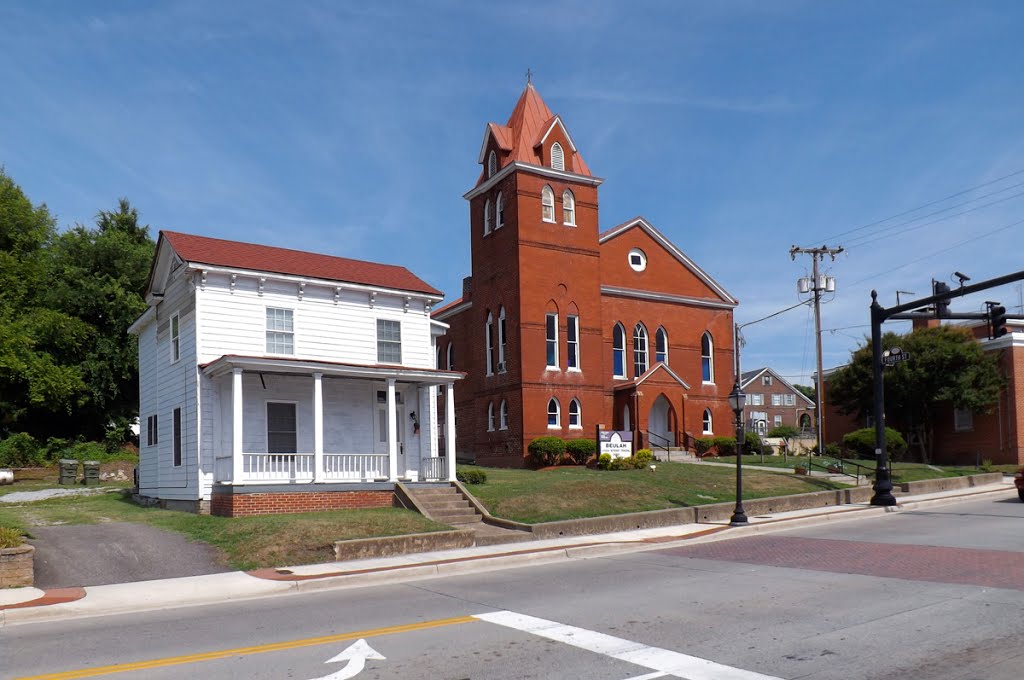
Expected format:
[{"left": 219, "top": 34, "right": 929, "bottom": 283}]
[{"left": 5, "top": 496, "right": 1024, "bottom": 680}]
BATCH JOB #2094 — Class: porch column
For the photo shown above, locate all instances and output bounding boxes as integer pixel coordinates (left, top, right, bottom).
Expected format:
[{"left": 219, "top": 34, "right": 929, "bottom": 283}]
[
  {"left": 232, "top": 368, "right": 244, "bottom": 484},
  {"left": 313, "top": 372, "right": 324, "bottom": 482},
  {"left": 445, "top": 381, "right": 456, "bottom": 481},
  {"left": 387, "top": 378, "right": 398, "bottom": 481}
]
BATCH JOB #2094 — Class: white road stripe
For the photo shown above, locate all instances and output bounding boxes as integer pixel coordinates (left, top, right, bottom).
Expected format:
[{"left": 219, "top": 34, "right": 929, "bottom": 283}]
[
  {"left": 473, "top": 611, "right": 783, "bottom": 680},
  {"left": 621, "top": 672, "right": 668, "bottom": 680}
]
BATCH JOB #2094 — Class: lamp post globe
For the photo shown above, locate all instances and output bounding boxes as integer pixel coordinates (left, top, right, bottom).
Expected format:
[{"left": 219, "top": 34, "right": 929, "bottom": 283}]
[{"left": 729, "top": 381, "right": 748, "bottom": 526}]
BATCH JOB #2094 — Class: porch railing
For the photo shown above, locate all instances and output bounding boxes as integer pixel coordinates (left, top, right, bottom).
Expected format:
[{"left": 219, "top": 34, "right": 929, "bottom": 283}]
[
  {"left": 323, "top": 453, "right": 389, "bottom": 481},
  {"left": 420, "top": 456, "right": 448, "bottom": 482},
  {"left": 243, "top": 453, "right": 315, "bottom": 482}
]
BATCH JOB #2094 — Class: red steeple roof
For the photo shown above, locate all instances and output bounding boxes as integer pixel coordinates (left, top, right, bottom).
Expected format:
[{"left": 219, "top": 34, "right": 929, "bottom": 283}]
[
  {"left": 160, "top": 231, "right": 443, "bottom": 296},
  {"left": 477, "top": 83, "right": 591, "bottom": 183}
]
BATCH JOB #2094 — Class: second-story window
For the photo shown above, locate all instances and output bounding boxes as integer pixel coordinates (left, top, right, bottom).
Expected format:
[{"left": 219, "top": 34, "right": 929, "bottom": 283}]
[
  {"left": 546, "top": 313, "right": 558, "bottom": 368},
  {"left": 266, "top": 308, "right": 294, "bottom": 354},
  {"left": 567, "top": 315, "right": 580, "bottom": 370},
  {"left": 484, "top": 198, "right": 492, "bottom": 234},
  {"left": 541, "top": 185, "right": 555, "bottom": 222},
  {"left": 488, "top": 150, "right": 497, "bottom": 177},
  {"left": 170, "top": 313, "right": 181, "bottom": 362},
  {"left": 633, "top": 323, "right": 648, "bottom": 377},
  {"left": 551, "top": 142, "right": 564, "bottom": 170},
  {"left": 496, "top": 192, "right": 505, "bottom": 229},
  {"left": 377, "top": 319, "right": 402, "bottom": 364},
  {"left": 498, "top": 306, "right": 507, "bottom": 372},
  {"left": 562, "top": 189, "right": 575, "bottom": 225},
  {"left": 701, "top": 332, "right": 714, "bottom": 383},
  {"left": 485, "top": 312, "right": 494, "bottom": 376},
  {"left": 612, "top": 323, "right": 625, "bottom": 378},
  {"left": 655, "top": 327, "right": 668, "bottom": 364}
]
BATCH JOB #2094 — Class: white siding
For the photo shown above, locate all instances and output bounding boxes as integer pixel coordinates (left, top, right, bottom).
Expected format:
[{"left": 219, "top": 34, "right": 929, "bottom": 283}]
[
  {"left": 196, "top": 272, "right": 435, "bottom": 369},
  {"left": 137, "top": 321, "right": 159, "bottom": 493}
]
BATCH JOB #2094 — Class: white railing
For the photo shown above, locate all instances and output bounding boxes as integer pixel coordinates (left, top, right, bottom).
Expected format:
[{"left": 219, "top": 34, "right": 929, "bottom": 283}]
[
  {"left": 243, "top": 453, "right": 315, "bottom": 482},
  {"left": 323, "top": 453, "right": 389, "bottom": 481},
  {"left": 419, "top": 456, "right": 448, "bottom": 482}
]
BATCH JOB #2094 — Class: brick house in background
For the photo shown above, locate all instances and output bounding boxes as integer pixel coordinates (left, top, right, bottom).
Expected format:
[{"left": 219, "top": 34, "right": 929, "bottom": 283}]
[
  {"left": 821, "top": 317, "right": 1024, "bottom": 465},
  {"left": 433, "top": 83, "right": 738, "bottom": 466},
  {"left": 739, "top": 367, "right": 815, "bottom": 435}
]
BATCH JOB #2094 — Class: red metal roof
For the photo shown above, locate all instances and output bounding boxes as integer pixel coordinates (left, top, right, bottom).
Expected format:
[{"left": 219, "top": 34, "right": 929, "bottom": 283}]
[{"left": 161, "top": 231, "right": 443, "bottom": 296}]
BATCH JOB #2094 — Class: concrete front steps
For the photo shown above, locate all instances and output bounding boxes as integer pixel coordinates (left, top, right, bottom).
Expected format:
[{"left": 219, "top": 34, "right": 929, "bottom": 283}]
[{"left": 403, "top": 484, "right": 533, "bottom": 546}]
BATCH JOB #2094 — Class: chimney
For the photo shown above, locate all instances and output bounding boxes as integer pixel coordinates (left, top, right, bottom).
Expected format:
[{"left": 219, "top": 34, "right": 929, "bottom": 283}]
[{"left": 462, "top": 276, "right": 473, "bottom": 300}]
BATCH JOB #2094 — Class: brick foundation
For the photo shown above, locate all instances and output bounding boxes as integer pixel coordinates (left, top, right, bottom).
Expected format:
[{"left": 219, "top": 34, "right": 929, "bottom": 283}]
[
  {"left": 0, "top": 544, "right": 34, "bottom": 588},
  {"left": 211, "top": 489, "right": 396, "bottom": 517}
]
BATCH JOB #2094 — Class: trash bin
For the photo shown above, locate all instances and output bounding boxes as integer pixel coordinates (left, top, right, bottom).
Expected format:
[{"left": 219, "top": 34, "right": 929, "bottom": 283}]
[
  {"left": 83, "top": 461, "right": 101, "bottom": 486},
  {"left": 59, "top": 459, "right": 79, "bottom": 485}
]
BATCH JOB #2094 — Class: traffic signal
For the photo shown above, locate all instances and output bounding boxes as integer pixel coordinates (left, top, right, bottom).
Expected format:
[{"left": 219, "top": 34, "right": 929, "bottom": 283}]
[
  {"left": 933, "top": 281, "right": 951, "bottom": 318},
  {"left": 990, "top": 304, "right": 1008, "bottom": 338}
]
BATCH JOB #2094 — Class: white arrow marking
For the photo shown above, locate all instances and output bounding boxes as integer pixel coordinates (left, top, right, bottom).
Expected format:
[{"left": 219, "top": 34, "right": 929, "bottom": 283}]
[{"left": 306, "top": 639, "right": 385, "bottom": 680}]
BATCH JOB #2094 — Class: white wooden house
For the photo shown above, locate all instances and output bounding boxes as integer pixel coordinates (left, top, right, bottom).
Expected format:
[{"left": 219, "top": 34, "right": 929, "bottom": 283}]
[{"left": 128, "top": 231, "right": 462, "bottom": 515}]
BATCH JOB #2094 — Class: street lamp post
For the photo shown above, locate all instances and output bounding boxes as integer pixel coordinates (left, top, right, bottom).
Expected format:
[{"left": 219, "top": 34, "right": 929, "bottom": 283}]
[{"left": 728, "top": 381, "right": 748, "bottom": 526}]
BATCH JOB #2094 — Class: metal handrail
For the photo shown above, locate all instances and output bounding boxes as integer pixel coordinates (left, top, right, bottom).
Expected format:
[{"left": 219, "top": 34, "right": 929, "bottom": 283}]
[
  {"left": 805, "top": 457, "right": 867, "bottom": 484},
  {"left": 646, "top": 430, "right": 672, "bottom": 461}
]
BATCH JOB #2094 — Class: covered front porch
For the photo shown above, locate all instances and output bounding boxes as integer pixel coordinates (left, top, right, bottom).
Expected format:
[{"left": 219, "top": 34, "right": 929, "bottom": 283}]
[{"left": 202, "top": 356, "right": 462, "bottom": 486}]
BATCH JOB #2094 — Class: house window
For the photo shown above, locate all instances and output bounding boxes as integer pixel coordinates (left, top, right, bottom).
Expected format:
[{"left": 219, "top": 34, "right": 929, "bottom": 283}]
[
  {"left": 266, "top": 308, "right": 294, "bottom": 354},
  {"left": 487, "top": 402, "right": 495, "bottom": 431},
  {"left": 655, "top": 327, "right": 668, "bottom": 364},
  {"left": 954, "top": 407, "right": 973, "bottom": 432},
  {"left": 498, "top": 306, "right": 507, "bottom": 371},
  {"left": 749, "top": 394, "right": 764, "bottom": 406},
  {"left": 541, "top": 185, "right": 555, "bottom": 222},
  {"left": 170, "top": 313, "right": 180, "bottom": 362},
  {"left": 546, "top": 313, "right": 558, "bottom": 368},
  {"left": 551, "top": 142, "right": 564, "bottom": 170},
  {"left": 562, "top": 189, "right": 575, "bottom": 225},
  {"left": 496, "top": 192, "right": 504, "bottom": 229},
  {"left": 762, "top": 375, "right": 773, "bottom": 386},
  {"left": 784, "top": 394, "right": 796, "bottom": 406},
  {"left": 146, "top": 414, "right": 159, "bottom": 447},
  {"left": 547, "top": 398, "right": 560, "bottom": 428},
  {"left": 772, "top": 394, "right": 782, "bottom": 406},
  {"left": 500, "top": 400, "right": 508, "bottom": 430},
  {"left": 569, "top": 398, "right": 581, "bottom": 428},
  {"left": 628, "top": 248, "right": 647, "bottom": 272},
  {"left": 377, "top": 319, "right": 402, "bottom": 364},
  {"left": 172, "top": 407, "right": 182, "bottom": 467},
  {"left": 774, "top": 415, "right": 783, "bottom": 427},
  {"left": 612, "top": 323, "right": 626, "bottom": 378},
  {"left": 437, "top": 346, "right": 443, "bottom": 370},
  {"left": 484, "top": 198, "right": 492, "bottom": 235},
  {"left": 488, "top": 150, "right": 497, "bottom": 177},
  {"left": 267, "top": 402, "right": 297, "bottom": 453},
  {"left": 567, "top": 315, "right": 580, "bottom": 370},
  {"left": 447, "top": 343, "right": 454, "bottom": 370},
  {"left": 701, "top": 332, "right": 714, "bottom": 383},
  {"left": 485, "top": 312, "right": 494, "bottom": 375},
  {"left": 633, "top": 323, "right": 648, "bottom": 377},
  {"left": 702, "top": 408, "right": 713, "bottom": 435}
]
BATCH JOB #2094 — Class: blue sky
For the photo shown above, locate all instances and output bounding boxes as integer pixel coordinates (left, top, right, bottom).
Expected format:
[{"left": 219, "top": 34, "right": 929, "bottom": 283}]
[{"left": 3, "top": 1, "right": 1023, "bottom": 385}]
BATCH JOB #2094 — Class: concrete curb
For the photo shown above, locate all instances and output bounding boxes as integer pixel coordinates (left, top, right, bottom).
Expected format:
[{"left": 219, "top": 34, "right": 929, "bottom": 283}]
[{"left": 2, "top": 481, "right": 1016, "bottom": 627}]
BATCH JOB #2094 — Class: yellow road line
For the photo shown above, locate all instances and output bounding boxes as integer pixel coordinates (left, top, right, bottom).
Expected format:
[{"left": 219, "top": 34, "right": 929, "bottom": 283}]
[{"left": 17, "top": 615, "right": 479, "bottom": 680}]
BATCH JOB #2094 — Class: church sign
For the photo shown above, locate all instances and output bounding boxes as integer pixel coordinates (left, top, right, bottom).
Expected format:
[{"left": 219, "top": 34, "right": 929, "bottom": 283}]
[{"left": 599, "top": 430, "right": 633, "bottom": 459}]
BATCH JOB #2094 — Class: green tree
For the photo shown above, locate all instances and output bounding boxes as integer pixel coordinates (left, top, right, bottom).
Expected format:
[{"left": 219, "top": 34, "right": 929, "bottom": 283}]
[
  {"left": 793, "top": 384, "right": 816, "bottom": 402},
  {"left": 828, "top": 325, "right": 1003, "bottom": 462}
]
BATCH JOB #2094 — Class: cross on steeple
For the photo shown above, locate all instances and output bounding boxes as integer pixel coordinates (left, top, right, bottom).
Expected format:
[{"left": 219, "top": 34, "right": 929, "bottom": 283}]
[{"left": 525, "top": 68, "right": 533, "bottom": 85}]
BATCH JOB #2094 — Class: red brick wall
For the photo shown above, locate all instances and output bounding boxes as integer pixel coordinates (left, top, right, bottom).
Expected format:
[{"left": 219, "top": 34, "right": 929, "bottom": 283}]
[{"left": 210, "top": 490, "right": 395, "bottom": 517}]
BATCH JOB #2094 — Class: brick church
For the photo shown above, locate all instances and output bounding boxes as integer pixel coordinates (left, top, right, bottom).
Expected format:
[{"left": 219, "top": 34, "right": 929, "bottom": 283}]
[{"left": 433, "top": 82, "right": 738, "bottom": 467}]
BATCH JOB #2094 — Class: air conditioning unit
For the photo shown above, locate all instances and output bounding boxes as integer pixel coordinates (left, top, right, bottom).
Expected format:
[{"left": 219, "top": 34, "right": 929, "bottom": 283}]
[{"left": 497, "top": 361, "right": 506, "bottom": 372}]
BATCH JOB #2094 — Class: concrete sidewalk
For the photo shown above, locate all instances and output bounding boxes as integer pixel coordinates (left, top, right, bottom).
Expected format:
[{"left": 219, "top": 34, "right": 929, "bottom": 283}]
[{"left": 1, "top": 478, "right": 1016, "bottom": 627}]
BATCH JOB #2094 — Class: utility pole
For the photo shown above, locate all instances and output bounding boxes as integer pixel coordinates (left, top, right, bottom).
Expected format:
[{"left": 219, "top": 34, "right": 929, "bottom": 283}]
[{"left": 791, "top": 245, "right": 844, "bottom": 458}]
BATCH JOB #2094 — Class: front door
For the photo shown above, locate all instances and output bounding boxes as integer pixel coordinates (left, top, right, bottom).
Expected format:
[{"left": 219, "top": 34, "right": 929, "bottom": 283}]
[
  {"left": 375, "top": 389, "right": 406, "bottom": 475},
  {"left": 648, "top": 395, "right": 672, "bottom": 448}
]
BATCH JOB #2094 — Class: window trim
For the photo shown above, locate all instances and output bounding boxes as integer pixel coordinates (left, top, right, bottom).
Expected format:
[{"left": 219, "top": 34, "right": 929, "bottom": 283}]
[
  {"left": 562, "top": 189, "right": 576, "bottom": 226},
  {"left": 500, "top": 400, "right": 509, "bottom": 430},
  {"left": 496, "top": 192, "right": 504, "bottom": 229},
  {"left": 488, "top": 150, "right": 497, "bottom": 177},
  {"left": 633, "top": 322, "right": 649, "bottom": 378},
  {"left": 266, "top": 307, "right": 295, "bottom": 356},
  {"left": 547, "top": 398, "right": 561, "bottom": 428},
  {"left": 612, "top": 322, "right": 626, "bottom": 379},
  {"left": 172, "top": 407, "right": 182, "bottom": 467},
  {"left": 146, "top": 414, "right": 159, "bottom": 447},
  {"left": 701, "top": 332, "right": 714, "bottom": 384},
  {"left": 541, "top": 185, "right": 555, "bottom": 223},
  {"left": 170, "top": 313, "right": 180, "bottom": 363},
  {"left": 447, "top": 343, "right": 454, "bottom": 371},
  {"left": 567, "top": 314, "right": 580, "bottom": 372},
  {"left": 702, "top": 408, "right": 713, "bottom": 435},
  {"left": 266, "top": 401, "right": 298, "bottom": 454},
  {"left": 550, "top": 142, "right": 564, "bottom": 170},
  {"left": 628, "top": 248, "right": 647, "bottom": 272},
  {"left": 954, "top": 407, "right": 974, "bottom": 432},
  {"left": 497, "top": 306, "right": 507, "bottom": 372},
  {"left": 484, "top": 198, "right": 492, "bottom": 235},
  {"left": 485, "top": 311, "right": 494, "bottom": 376},
  {"left": 376, "top": 318, "right": 402, "bottom": 364},
  {"left": 655, "top": 326, "right": 668, "bottom": 364},
  {"left": 487, "top": 402, "right": 495, "bottom": 432},
  {"left": 545, "top": 312, "right": 559, "bottom": 369},
  {"left": 568, "top": 398, "right": 582, "bottom": 429}
]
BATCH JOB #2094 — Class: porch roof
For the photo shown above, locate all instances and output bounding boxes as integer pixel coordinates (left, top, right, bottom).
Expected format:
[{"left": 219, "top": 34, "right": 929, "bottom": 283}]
[
  {"left": 612, "top": 362, "right": 691, "bottom": 391},
  {"left": 201, "top": 354, "right": 465, "bottom": 386}
]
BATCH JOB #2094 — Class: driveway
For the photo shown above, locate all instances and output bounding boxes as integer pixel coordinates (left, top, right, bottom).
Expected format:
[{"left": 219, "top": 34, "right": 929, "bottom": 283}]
[{"left": 29, "top": 522, "right": 231, "bottom": 588}]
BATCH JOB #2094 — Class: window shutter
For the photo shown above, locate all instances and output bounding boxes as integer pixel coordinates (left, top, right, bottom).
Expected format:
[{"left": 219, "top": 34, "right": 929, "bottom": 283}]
[{"left": 550, "top": 143, "right": 564, "bottom": 170}]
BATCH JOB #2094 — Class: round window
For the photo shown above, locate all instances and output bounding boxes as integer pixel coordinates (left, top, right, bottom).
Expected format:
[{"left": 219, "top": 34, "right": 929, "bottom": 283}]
[{"left": 628, "top": 248, "right": 647, "bottom": 272}]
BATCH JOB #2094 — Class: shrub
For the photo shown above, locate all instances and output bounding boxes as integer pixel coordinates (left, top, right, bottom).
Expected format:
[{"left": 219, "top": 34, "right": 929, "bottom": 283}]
[
  {"left": 0, "top": 526, "right": 26, "bottom": 549},
  {"left": 528, "top": 436, "right": 566, "bottom": 467},
  {"left": 842, "top": 427, "right": 907, "bottom": 460},
  {"left": 712, "top": 436, "right": 737, "bottom": 456},
  {"left": 597, "top": 453, "right": 612, "bottom": 470},
  {"left": 456, "top": 466, "right": 487, "bottom": 485},
  {"left": 824, "top": 443, "right": 842, "bottom": 458},
  {"left": 743, "top": 431, "right": 771, "bottom": 456},
  {"left": 0, "top": 433, "right": 44, "bottom": 467},
  {"left": 694, "top": 438, "right": 715, "bottom": 456},
  {"left": 565, "top": 438, "right": 597, "bottom": 465},
  {"left": 609, "top": 456, "right": 633, "bottom": 471},
  {"left": 634, "top": 449, "right": 653, "bottom": 468}
]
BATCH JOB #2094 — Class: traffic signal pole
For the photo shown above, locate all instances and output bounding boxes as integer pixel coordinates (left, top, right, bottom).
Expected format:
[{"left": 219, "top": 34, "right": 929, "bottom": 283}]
[{"left": 868, "top": 268, "right": 1024, "bottom": 506}]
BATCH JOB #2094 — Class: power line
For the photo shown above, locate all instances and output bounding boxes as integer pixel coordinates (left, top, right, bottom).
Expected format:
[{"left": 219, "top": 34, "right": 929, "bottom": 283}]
[{"left": 805, "top": 167, "right": 1024, "bottom": 246}]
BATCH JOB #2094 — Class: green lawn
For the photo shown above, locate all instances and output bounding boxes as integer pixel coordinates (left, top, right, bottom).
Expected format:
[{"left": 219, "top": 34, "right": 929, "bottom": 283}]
[
  {"left": 0, "top": 488, "right": 448, "bottom": 571},
  {"left": 464, "top": 461, "right": 846, "bottom": 524},
  {"left": 709, "top": 456, "right": 1016, "bottom": 482}
]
